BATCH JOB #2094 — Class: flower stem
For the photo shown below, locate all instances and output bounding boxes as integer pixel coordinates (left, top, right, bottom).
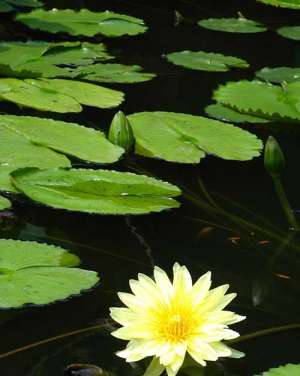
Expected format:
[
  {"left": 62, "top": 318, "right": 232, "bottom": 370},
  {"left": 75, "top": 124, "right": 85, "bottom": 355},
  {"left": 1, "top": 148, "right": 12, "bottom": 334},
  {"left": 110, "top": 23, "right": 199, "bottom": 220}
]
[
  {"left": 142, "top": 358, "right": 165, "bottom": 376},
  {"left": 272, "top": 176, "right": 300, "bottom": 231}
]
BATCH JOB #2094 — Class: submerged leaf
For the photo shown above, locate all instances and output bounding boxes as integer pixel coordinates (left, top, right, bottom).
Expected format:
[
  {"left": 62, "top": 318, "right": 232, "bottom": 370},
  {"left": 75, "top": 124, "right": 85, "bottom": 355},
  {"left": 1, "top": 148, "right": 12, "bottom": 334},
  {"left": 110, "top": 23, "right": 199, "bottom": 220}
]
[
  {"left": 11, "top": 168, "right": 181, "bottom": 215},
  {"left": 198, "top": 17, "right": 267, "bottom": 33},
  {"left": 205, "top": 103, "right": 269, "bottom": 123},
  {"left": 0, "top": 195, "right": 11, "bottom": 210},
  {"left": 213, "top": 80, "right": 300, "bottom": 120},
  {"left": 16, "top": 9, "right": 147, "bottom": 37},
  {"left": 255, "top": 363, "right": 300, "bottom": 375},
  {"left": 257, "top": 0, "right": 300, "bottom": 9},
  {"left": 165, "top": 50, "right": 249, "bottom": 72},
  {"left": 256, "top": 67, "right": 300, "bottom": 83},
  {"left": 0, "top": 239, "right": 99, "bottom": 308},
  {"left": 128, "top": 111, "right": 263, "bottom": 163},
  {"left": 0, "top": 115, "right": 124, "bottom": 164},
  {"left": 277, "top": 25, "right": 300, "bottom": 40}
]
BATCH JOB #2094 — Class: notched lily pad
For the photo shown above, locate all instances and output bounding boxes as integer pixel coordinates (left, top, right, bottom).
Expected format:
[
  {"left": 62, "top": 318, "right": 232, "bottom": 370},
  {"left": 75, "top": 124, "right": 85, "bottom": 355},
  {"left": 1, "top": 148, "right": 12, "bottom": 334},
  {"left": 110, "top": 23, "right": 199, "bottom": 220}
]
[
  {"left": 11, "top": 168, "right": 181, "bottom": 215},
  {"left": 165, "top": 50, "right": 249, "bottom": 72},
  {"left": 205, "top": 103, "right": 269, "bottom": 123},
  {"left": 277, "top": 26, "right": 300, "bottom": 40},
  {"left": 257, "top": 0, "right": 300, "bottom": 9},
  {"left": 16, "top": 9, "right": 147, "bottom": 37},
  {"left": 128, "top": 111, "right": 262, "bottom": 163},
  {"left": 0, "top": 239, "right": 99, "bottom": 309},
  {"left": 255, "top": 363, "right": 300, "bottom": 375},
  {"left": 198, "top": 17, "right": 267, "bottom": 33}
]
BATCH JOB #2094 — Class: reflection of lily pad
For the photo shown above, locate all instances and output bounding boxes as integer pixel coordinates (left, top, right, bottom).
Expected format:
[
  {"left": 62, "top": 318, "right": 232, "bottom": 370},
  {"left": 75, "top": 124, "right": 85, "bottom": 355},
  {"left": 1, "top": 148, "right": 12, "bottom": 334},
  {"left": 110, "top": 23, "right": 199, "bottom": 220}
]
[
  {"left": 198, "top": 17, "right": 266, "bottom": 33},
  {"left": 165, "top": 50, "right": 249, "bottom": 72},
  {"left": 128, "top": 111, "right": 262, "bottom": 163},
  {"left": 255, "top": 363, "right": 300, "bottom": 375},
  {"left": 0, "top": 239, "right": 99, "bottom": 309},
  {"left": 16, "top": 9, "right": 147, "bottom": 37},
  {"left": 11, "top": 168, "right": 181, "bottom": 215}
]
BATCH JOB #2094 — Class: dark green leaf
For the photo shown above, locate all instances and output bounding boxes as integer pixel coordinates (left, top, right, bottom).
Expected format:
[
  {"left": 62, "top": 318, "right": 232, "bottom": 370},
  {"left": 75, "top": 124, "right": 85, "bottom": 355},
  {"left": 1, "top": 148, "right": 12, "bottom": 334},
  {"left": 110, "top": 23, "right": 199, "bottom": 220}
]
[
  {"left": 256, "top": 66, "right": 300, "bottom": 83},
  {"left": 277, "top": 25, "right": 300, "bottom": 40},
  {"left": 198, "top": 17, "right": 266, "bottom": 33}
]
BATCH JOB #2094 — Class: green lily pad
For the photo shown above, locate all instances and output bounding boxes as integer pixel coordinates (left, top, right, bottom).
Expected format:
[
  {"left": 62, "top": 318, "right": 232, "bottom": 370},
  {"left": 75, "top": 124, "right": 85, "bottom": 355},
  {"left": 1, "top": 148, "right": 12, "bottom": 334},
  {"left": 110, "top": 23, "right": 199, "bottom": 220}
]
[
  {"left": 277, "top": 26, "right": 300, "bottom": 40},
  {"left": 255, "top": 363, "right": 300, "bottom": 375},
  {"left": 0, "top": 78, "right": 124, "bottom": 112},
  {"left": 165, "top": 50, "right": 249, "bottom": 72},
  {"left": 16, "top": 8, "right": 147, "bottom": 37},
  {"left": 0, "top": 126, "right": 70, "bottom": 192},
  {"left": 127, "top": 111, "right": 263, "bottom": 163},
  {"left": 205, "top": 103, "right": 270, "bottom": 123},
  {"left": 257, "top": 0, "right": 300, "bottom": 9},
  {"left": 0, "top": 195, "right": 11, "bottom": 210},
  {"left": 213, "top": 80, "right": 300, "bottom": 120},
  {"left": 75, "top": 63, "right": 156, "bottom": 83},
  {"left": 0, "top": 0, "right": 41, "bottom": 12},
  {"left": 11, "top": 168, "right": 181, "bottom": 215},
  {"left": 0, "top": 115, "right": 124, "bottom": 164},
  {"left": 198, "top": 17, "right": 267, "bottom": 33},
  {"left": 256, "top": 67, "right": 300, "bottom": 83},
  {"left": 0, "top": 239, "right": 99, "bottom": 309}
]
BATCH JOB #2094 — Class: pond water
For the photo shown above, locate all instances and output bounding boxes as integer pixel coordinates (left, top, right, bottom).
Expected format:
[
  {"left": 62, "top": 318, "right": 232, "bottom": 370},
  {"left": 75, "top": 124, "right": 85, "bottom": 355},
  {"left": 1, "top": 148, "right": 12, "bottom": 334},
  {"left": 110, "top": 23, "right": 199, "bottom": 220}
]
[{"left": 1, "top": 0, "right": 300, "bottom": 375}]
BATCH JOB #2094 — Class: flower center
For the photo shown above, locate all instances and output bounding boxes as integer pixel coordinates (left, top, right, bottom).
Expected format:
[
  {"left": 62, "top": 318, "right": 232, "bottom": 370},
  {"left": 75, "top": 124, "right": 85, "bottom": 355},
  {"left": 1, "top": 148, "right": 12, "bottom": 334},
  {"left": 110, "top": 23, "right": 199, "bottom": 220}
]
[{"left": 162, "top": 313, "right": 190, "bottom": 342}]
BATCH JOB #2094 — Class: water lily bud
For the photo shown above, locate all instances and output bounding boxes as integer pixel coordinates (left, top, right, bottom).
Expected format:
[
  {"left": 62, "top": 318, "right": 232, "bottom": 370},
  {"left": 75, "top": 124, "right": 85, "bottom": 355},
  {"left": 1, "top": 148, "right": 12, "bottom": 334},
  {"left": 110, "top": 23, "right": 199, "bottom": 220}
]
[
  {"left": 264, "top": 136, "right": 285, "bottom": 177},
  {"left": 108, "top": 111, "right": 134, "bottom": 152}
]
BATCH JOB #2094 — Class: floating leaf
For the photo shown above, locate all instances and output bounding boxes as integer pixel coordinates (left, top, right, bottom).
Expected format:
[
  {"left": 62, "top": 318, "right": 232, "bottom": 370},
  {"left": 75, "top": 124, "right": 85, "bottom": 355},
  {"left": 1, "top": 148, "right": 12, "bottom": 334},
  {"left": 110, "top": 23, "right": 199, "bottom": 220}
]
[
  {"left": 0, "top": 195, "right": 11, "bottom": 210},
  {"left": 165, "top": 50, "right": 249, "bottom": 72},
  {"left": 16, "top": 9, "right": 147, "bottom": 37},
  {"left": 277, "top": 26, "right": 300, "bottom": 40},
  {"left": 0, "top": 78, "right": 124, "bottom": 112},
  {"left": 257, "top": 0, "right": 300, "bottom": 9},
  {"left": 0, "top": 239, "right": 99, "bottom": 308},
  {"left": 205, "top": 103, "right": 269, "bottom": 123},
  {"left": 0, "top": 126, "right": 70, "bottom": 192},
  {"left": 127, "top": 112, "right": 262, "bottom": 163},
  {"left": 12, "top": 168, "right": 181, "bottom": 215},
  {"left": 255, "top": 363, "right": 300, "bottom": 375},
  {"left": 0, "top": 0, "right": 41, "bottom": 12},
  {"left": 213, "top": 80, "right": 300, "bottom": 120},
  {"left": 198, "top": 17, "right": 267, "bottom": 33},
  {"left": 256, "top": 67, "right": 300, "bottom": 83},
  {"left": 75, "top": 63, "right": 156, "bottom": 83},
  {"left": 0, "top": 115, "right": 124, "bottom": 164}
]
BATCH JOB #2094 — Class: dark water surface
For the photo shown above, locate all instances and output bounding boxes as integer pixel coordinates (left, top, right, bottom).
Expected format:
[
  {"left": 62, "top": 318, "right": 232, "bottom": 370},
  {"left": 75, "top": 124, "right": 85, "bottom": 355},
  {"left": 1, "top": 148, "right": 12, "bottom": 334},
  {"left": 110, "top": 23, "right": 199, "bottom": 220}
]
[{"left": 1, "top": 0, "right": 300, "bottom": 375}]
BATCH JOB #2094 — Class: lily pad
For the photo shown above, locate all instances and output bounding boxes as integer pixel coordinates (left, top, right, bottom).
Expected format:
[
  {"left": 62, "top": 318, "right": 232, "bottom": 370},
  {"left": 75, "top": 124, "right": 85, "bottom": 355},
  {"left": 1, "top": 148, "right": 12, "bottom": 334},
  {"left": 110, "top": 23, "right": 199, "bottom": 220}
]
[
  {"left": 0, "top": 0, "right": 41, "bottom": 12},
  {"left": 0, "top": 239, "right": 99, "bottom": 308},
  {"left": 256, "top": 67, "right": 300, "bottom": 83},
  {"left": 277, "top": 26, "right": 300, "bottom": 40},
  {"left": 213, "top": 80, "right": 300, "bottom": 121},
  {"left": 0, "top": 195, "right": 11, "bottom": 210},
  {"left": 127, "top": 111, "right": 263, "bottom": 163},
  {"left": 257, "top": 0, "right": 300, "bottom": 9},
  {"left": 16, "top": 9, "right": 147, "bottom": 37},
  {"left": 75, "top": 63, "right": 156, "bottom": 83},
  {"left": 255, "top": 363, "right": 300, "bottom": 375},
  {"left": 11, "top": 168, "right": 181, "bottom": 215},
  {"left": 165, "top": 50, "right": 249, "bottom": 72},
  {"left": 198, "top": 17, "right": 267, "bottom": 33},
  {"left": 0, "top": 115, "right": 124, "bottom": 164},
  {"left": 205, "top": 103, "right": 270, "bottom": 123},
  {"left": 0, "top": 78, "right": 124, "bottom": 112}
]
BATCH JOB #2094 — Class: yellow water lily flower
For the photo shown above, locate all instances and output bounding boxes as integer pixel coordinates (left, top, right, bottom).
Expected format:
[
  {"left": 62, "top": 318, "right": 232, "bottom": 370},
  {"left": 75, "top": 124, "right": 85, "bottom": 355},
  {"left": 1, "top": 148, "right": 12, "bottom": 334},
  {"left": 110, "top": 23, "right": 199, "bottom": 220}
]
[{"left": 110, "top": 263, "right": 245, "bottom": 376}]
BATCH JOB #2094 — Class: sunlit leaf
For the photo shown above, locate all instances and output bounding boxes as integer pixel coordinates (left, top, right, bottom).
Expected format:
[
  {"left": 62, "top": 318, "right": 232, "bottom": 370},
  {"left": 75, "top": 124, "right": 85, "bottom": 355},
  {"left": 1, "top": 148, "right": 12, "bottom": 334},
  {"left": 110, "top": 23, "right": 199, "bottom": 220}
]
[
  {"left": 277, "top": 25, "right": 300, "bottom": 40},
  {"left": 128, "top": 111, "right": 262, "bottom": 163},
  {"left": 165, "top": 50, "right": 249, "bottom": 72},
  {"left": 257, "top": 0, "right": 300, "bottom": 9},
  {"left": 0, "top": 239, "right": 99, "bottom": 308},
  {"left": 213, "top": 80, "right": 300, "bottom": 120},
  {"left": 255, "top": 363, "right": 300, "bottom": 375},
  {"left": 16, "top": 8, "right": 147, "bottom": 37},
  {"left": 0, "top": 195, "right": 11, "bottom": 210},
  {"left": 12, "top": 168, "right": 181, "bottom": 215},
  {"left": 256, "top": 66, "right": 300, "bottom": 83},
  {"left": 205, "top": 103, "right": 269, "bottom": 123},
  {"left": 198, "top": 17, "right": 267, "bottom": 33}
]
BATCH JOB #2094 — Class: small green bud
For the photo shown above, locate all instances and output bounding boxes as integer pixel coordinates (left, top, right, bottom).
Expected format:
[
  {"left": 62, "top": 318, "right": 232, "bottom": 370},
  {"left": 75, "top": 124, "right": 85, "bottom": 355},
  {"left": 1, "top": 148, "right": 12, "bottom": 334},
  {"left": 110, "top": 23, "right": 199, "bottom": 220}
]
[
  {"left": 108, "top": 111, "right": 134, "bottom": 153},
  {"left": 264, "top": 136, "right": 285, "bottom": 177}
]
